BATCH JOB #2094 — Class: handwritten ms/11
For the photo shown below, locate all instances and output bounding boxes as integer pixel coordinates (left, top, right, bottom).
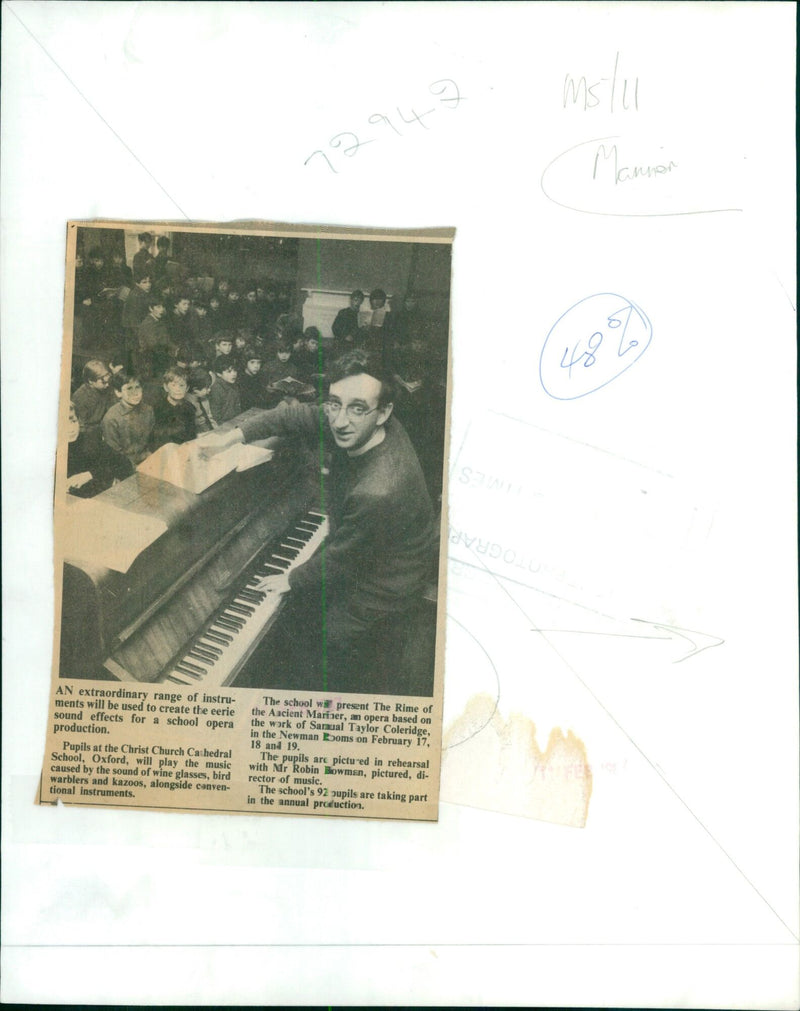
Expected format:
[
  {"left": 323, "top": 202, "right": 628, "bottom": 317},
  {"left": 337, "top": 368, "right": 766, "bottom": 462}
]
[{"left": 304, "top": 79, "right": 465, "bottom": 175}]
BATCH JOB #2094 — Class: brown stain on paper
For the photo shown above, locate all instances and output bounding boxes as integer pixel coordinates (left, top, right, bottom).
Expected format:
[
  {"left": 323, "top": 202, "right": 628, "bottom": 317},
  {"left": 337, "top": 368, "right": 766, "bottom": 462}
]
[{"left": 439, "top": 694, "right": 592, "bottom": 828}]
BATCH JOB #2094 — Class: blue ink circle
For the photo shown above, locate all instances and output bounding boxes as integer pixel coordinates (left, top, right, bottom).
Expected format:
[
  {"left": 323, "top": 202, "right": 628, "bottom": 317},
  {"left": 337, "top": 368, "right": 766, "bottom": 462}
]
[{"left": 540, "top": 293, "right": 652, "bottom": 400}]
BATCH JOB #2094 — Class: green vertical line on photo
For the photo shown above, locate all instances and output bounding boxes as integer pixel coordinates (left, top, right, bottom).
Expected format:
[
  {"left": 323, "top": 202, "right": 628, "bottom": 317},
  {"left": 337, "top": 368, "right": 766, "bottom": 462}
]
[{"left": 316, "top": 238, "right": 328, "bottom": 691}]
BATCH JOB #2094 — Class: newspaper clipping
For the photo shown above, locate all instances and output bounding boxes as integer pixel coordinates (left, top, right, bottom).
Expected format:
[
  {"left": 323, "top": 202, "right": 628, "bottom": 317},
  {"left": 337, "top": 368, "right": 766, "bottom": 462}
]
[{"left": 40, "top": 220, "right": 452, "bottom": 821}]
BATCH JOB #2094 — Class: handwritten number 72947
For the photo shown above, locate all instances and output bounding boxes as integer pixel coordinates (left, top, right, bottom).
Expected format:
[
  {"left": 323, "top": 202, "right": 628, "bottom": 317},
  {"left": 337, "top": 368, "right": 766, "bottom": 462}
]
[{"left": 304, "top": 79, "right": 465, "bottom": 175}]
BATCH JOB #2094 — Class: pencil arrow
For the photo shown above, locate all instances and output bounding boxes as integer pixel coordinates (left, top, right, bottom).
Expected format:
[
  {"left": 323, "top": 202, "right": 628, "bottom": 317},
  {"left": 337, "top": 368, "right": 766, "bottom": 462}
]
[{"left": 630, "top": 618, "right": 725, "bottom": 663}]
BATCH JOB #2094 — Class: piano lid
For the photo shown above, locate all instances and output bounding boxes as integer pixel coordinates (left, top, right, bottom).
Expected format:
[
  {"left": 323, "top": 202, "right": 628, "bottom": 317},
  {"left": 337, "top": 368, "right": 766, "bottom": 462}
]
[{"left": 60, "top": 439, "right": 310, "bottom": 651}]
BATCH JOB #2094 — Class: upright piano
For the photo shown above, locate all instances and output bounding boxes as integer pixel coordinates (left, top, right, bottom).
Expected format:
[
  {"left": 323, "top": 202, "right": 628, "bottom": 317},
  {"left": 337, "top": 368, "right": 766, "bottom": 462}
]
[{"left": 58, "top": 431, "right": 327, "bottom": 688}]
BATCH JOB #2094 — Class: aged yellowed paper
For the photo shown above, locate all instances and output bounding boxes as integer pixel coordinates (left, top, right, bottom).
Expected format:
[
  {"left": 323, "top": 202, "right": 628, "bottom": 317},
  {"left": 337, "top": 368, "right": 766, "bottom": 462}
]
[{"left": 40, "top": 219, "right": 453, "bottom": 821}]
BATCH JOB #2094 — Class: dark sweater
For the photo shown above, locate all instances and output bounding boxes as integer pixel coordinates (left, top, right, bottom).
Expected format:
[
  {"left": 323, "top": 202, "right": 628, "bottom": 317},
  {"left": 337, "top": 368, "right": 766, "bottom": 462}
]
[
  {"left": 137, "top": 313, "right": 171, "bottom": 352},
  {"left": 262, "top": 357, "right": 298, "bottom": 386},
  {"left": 132, "top": 248, "right": 153, "bottom": 282},
  {"left": 238, "top": 371, "right": 269, "bottom": 411},
  {"left": 101, "top": 401, "right": 154, "bottom": 466},
  {"left": 208, "top": 377, "right": 242, "bottom": 424},
  {"left": 239, "top": 404, "right": 435, "bottom": 611},
  {"left": 150, "top": 391, "right": 197, "bottom": 450},
  {"left": 72, "top": 383, "right": 115, "bottom": 433},
  {"left": 122, "top": 284, "right": 152, "bottom": 330},
  {"left": 67, "top": 432, "right": 133, "bottom": 497},
  {"left": 332, "top": 306, "right": 360, "bottom": 342}
]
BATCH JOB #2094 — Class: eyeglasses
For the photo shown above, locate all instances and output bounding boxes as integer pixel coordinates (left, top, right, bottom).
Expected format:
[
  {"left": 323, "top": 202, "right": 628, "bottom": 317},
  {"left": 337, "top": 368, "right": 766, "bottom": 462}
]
[{"left": 323, "top": 401, "right": 379, "bottom": 421}]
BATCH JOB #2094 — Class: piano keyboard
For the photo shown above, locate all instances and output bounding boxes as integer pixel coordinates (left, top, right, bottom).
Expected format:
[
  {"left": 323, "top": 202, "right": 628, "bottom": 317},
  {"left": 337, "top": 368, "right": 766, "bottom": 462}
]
[{"left": 162, "top": 510, "right": 328, "bottom": 688}]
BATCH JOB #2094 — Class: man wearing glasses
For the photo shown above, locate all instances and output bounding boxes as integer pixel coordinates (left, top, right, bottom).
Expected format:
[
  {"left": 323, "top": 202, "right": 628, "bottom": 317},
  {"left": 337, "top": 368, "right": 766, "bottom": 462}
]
[{"left": 201, "top": 349, "right": 436, "bottom": 693}]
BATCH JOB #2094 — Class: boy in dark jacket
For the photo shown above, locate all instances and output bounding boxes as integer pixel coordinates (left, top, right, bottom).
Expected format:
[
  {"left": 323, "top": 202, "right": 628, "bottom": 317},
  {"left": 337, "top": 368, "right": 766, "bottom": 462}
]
[{"left": 150, "top": 367, "right": 196, "bottom": 450}]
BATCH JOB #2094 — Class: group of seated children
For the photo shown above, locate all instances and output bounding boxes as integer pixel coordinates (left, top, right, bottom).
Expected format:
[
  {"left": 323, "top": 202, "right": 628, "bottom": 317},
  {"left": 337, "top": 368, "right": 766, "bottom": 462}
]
[
  {"left": 75, "top": 232, "right": 294, "bottom": 371},
  {"left": 76, "top": 231, "right": 424, "bottom": 387},
  {"left": 66, "top": 330, "right": 328, "bottom": 498},
  {"left": 68, "top": 361, "right": 197, "bottom": 495},
  {"left": 70, "top": 242, "right": 447, "bottom": 500}
]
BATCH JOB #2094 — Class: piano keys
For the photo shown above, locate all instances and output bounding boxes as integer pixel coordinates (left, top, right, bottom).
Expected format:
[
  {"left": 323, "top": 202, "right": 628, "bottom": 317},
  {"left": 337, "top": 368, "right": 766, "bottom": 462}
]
[
  {"left": 58, "top": 431, "right": 327, "bottom": 686},
  {"left": 162, "top": 511, "right": 328, "bottom": 687}
]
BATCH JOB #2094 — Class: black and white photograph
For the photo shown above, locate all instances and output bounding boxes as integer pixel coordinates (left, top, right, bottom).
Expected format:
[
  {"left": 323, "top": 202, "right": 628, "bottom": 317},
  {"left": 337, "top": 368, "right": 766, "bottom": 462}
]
[{"left": 58, "top": 222, "right": 452, "bottom": 699}]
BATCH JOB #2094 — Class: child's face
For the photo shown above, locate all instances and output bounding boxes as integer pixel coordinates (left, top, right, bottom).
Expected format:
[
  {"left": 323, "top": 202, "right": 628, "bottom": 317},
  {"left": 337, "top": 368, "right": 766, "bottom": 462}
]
[
  {"left": 216, "top": 341, "right": 233, "bottom": 356},
  {"left": 245, "top": 359, "right": 262, "bottom": 375},
  {"left": 165, "top": 376, "right": 189, "bottom": 403},
  {"left": 89, "top": 370, "right": 112, "bottom": 391},
  {"left": 176, "top": 298, "right": 191, "bottom": 314},
  {"left": 350, "top": 294, "right": 363, "bottom": 310},
  {"left": 139, "top": 277, "right": 152, "bottom": 292},
  {"left": 218, "top": 281, "right": 229, "bottom": 293},
  {"left": 210, "top": 298, "right": 220, "bottom": 310},
  {"left": 219, "top": 367, "right": 238, "bottom": 385},
  {"left": 370, "top": 296, "right": 386, "bottom": 310},
  {"left": 306, "top": 339, "right": 319, "bottom": 352},
  {"left": 277, "top": 350, "right": 291, "bottom": 362},
  {"left": 117, "top": 380, "right": 143, "bottom": 408},
  {"left": 246, "top": 291, "right": 256, "bottom": 303},
  {"left": 151, "top": 303, "right": 166, "bottom": 319},
  {"left": 228, "top": 291, "right": 239, "bottom": 302},
  {"left": 234, "top": 336, "right": 247, "bottom": 350}
]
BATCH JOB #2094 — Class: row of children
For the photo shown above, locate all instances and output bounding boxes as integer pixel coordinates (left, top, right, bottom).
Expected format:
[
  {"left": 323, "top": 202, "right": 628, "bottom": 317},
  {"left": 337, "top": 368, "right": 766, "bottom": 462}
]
[
  {"left": 128, "top": 232, "right": 290, "bottom": 318},
  {"left": 169, "top": 330, "right": 325, "bottom": 402},
  {"left": 181, "top": 323, "right": 437, "bottom": 405},
  {"left": 75, "top": 235, "right": 293, "bottom": 360},
  {"left": 66, "top": 363, "right": 220, "bottom": 496},
  {"left": 67, "top": 331, "right": 327, "bottom": 497}
]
